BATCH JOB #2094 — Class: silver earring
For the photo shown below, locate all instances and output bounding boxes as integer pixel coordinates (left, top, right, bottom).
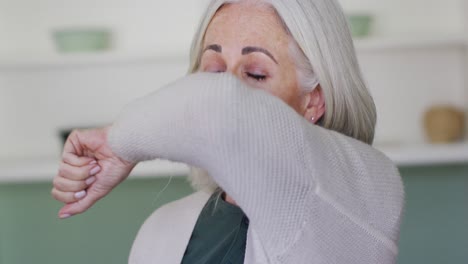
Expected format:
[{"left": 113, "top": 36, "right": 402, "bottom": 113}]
[{"left": 311, "top": 117, "right": 315, "bottom": 122}]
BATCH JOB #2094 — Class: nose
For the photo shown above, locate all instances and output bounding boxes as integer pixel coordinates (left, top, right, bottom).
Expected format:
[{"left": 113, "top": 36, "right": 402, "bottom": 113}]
[{"left": 224, "top": 60, "right": 243, "bottom": 80}]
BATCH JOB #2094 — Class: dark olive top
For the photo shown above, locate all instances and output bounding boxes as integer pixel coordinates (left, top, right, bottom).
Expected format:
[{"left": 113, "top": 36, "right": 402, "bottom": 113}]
[{"left": 181, "top": 191, "right": 249, "bottom": 264}]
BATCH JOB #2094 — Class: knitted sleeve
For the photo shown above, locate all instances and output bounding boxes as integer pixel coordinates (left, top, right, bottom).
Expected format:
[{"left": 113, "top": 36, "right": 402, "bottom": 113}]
[{"left": 108, "top": 73, "right": 404, "bottom": 263}]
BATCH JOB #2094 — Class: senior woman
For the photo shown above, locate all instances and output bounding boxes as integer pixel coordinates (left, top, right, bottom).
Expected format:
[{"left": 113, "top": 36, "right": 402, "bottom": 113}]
[{"left": 51, "top": 0, "right": 404, "bottom": 263}]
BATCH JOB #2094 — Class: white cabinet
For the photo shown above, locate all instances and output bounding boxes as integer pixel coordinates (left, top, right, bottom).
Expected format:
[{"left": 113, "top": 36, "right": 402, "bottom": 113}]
[
  {"left": 0, "top": 0, "right": 208, "bottom": 59},
  {"left": 339, "top": 0, "right": 468, "bottom": 161},
  {"left": 356, "top": 37, "right": 467, "bottom": 144}
]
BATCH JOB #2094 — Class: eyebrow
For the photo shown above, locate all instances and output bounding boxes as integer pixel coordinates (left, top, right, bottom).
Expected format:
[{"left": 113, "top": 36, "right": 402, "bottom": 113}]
[
  {"left": 202, "top": 44, "right": 278, "bottom": 65},
  {"left": 203, "top": 44, "right": 222, "bottom": 53},
  {"left": 242, "top": 46, "right": 278, "bottom": 64}
]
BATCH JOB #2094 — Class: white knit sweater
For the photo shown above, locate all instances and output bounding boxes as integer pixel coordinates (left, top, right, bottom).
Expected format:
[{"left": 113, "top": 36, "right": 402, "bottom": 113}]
[{"left": 109, "top": 73, "right": 405, "bottom": 264}]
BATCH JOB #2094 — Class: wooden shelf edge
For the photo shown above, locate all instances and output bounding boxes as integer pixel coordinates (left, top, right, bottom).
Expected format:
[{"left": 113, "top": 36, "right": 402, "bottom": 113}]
[{"left": 1, "top": 143, "right": 467, "bottom": 183}]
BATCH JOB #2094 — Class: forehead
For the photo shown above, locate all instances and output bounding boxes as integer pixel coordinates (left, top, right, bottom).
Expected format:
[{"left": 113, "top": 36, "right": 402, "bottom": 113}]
[{"left": 203, "top": 3, "right": 290, "bottom": 49}]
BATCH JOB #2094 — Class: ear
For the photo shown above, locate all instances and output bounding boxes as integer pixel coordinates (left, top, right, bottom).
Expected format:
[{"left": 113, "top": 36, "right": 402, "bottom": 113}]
[{"left": 302, "top": 85, "right": 325, "bottom": 124}]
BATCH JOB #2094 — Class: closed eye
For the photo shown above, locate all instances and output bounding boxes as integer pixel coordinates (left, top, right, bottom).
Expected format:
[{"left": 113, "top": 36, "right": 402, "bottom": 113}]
[{"left": 246, "top": 72, "right": 267, "bottom": 81}]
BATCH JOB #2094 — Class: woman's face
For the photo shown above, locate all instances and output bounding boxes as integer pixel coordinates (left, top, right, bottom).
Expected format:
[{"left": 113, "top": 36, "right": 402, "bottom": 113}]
[{"left": 200, "top": 3, "right": 322, "bottom": 117}]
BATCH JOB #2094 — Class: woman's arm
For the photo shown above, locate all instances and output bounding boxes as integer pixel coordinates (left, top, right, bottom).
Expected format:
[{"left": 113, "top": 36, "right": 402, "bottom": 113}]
[
  {"left": 109, "top": 73, "right": 318, "bottom": 250},
  {"left": 108, "top": 73, "right": 404, "bottom": 258}
]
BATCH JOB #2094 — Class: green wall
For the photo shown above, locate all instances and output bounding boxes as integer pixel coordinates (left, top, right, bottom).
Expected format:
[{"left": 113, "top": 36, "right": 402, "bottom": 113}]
[
  {"left": 0, "top": 177, "right": 194, "bottom": 264},
  {"left": 0, "top": 166, "right": 467, "bottom": 264},
  {"left": 397, "top": 165, "right": 468, "bottom": 264}
]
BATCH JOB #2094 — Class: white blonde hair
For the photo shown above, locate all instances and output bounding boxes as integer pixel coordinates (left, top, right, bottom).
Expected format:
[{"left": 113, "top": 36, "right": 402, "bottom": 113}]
[{"left": 187, "top": 0, "right": 377, "bottom": 191}]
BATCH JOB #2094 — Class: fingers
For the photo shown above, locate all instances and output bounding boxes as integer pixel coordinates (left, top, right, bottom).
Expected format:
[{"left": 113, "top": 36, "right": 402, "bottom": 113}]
[
  {"left": 53, "top": 176, "right": 94, "bottom": 192},
  {"left": 51, "top": 188, "right": 87, "bottom": 204},
  {"left": 58, "top": 183, "right": 109, "bottom": 218},
  {"left": 62, "top": 129, "right": 97, "bottom": 166},
  {"left": 62, "top": 152, "right": 95, "bottom": 167},
  {"left": 54, "top": 127, "right": 117, "bottom": 219},
  {"left": 53, "top": 162, "right": 100, "bottom": 204},
  {"left": 57, "top": 162, "right": 100, "bottom": 181}
]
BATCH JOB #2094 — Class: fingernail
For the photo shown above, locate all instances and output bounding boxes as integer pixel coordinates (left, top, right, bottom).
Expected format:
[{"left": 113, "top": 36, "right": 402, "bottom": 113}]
[
  {"left": 89, "top": 166, "right": 101, "bottom": 176},
  {"left": 89, "top": 160, "right": 97, "bottom": 165},
  {"left": 74, "top": 190, "right": 86, "bottom": 199},
  {"left": 85, "top": 176, "right": 96, "bottom": 185},
  {"left": 60, "top": 214, "right": 72, "bottom": 219}
]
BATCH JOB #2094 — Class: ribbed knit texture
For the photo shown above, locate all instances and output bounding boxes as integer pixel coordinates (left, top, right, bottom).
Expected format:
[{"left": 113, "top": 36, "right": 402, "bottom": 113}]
[{"left": 109, "top": 73, "right": 405, "bottom": 264}]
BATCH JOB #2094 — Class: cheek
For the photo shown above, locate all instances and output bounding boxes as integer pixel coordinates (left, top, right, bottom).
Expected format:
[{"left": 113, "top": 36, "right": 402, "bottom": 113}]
[{"left": 267, "top": 76, "right": 303, "bottom": 113}]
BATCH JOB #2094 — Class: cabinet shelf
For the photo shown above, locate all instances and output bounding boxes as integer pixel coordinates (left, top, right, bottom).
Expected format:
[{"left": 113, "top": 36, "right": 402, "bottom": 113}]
[
  {"left": 376, "top": 142, "right": 468, "bottom": 167},
  {"left": 0, "top": 36, "right": 465, "bottom": 70},
  {"left": 0, "top": 51, "right": 189, "bottom": 70}
]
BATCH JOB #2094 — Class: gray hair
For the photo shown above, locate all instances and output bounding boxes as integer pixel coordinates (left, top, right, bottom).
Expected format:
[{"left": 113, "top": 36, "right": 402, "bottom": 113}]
[{"left": 187, "top": 0, "right": 377, "bottom": 191}]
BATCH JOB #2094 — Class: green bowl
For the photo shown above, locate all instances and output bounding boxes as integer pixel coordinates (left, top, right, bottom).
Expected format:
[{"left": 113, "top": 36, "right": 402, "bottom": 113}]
[
  {"left": 53, "top": 29, "right": 112, "bottom": 53},
  {"left": 347, "top": 15, "right": 373, "bottom": 38}
]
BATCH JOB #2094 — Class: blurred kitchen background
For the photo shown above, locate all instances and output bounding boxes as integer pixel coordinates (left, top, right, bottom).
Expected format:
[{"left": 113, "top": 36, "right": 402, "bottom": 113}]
[{"left": 0, "top": 0, "right": 467, "bottom": 263}]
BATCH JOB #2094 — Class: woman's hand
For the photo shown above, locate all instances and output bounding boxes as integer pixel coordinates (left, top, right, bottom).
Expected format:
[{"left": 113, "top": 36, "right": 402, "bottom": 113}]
[{"left": 51, "top": 127, "right": 136, "bottom": 219}]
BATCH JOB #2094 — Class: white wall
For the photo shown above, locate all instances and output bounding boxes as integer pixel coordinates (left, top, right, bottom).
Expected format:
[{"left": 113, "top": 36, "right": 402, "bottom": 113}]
[
  {"left": 339, "top": 0, "right": 464, "bottom": 36},
  {"left": 0, "top": 76, "right": 6, "bottom": 142}
]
